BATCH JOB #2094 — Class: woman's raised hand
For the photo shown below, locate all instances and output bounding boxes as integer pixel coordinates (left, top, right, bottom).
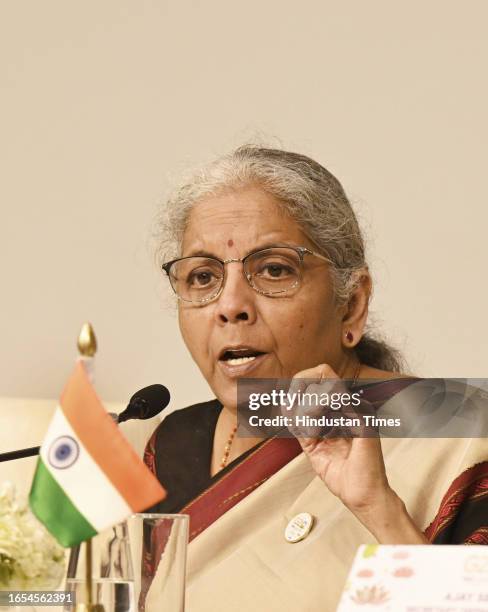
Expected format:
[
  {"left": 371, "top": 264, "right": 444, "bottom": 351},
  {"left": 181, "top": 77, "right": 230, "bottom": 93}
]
[{"left": 285, "top": 364, "right": 428, "bottom": 544}]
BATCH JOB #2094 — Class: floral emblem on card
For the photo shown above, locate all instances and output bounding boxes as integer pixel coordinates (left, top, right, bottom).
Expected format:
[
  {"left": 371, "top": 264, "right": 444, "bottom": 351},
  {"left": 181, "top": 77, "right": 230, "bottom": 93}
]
[
  {"left": 392, "top": 566, "right": 414, "bottom": 578},
  {"left": 356, "top": 568, "right": 374, "bottom": 578},
  {"left": 392, "top": 550, "right": 410, "bottom": 560},
  {"left": 350, "top": 584, "right": 390, "bottom": 605}
]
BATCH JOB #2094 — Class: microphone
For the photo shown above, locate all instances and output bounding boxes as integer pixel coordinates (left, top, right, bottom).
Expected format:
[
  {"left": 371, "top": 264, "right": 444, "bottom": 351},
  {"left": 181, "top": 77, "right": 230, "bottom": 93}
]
[
  {"left": 0, "top": 384, "right": 170, "bottom": 462},
  {"left": 117, "top": 384, "right": 171, "bottom": 423}
]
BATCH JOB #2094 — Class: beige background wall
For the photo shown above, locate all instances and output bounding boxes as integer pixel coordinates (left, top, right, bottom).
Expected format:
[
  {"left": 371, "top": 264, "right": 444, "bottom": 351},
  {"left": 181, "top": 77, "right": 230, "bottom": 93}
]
[{"left": 1, "top": 1, "right": 487, "bottom": 413}]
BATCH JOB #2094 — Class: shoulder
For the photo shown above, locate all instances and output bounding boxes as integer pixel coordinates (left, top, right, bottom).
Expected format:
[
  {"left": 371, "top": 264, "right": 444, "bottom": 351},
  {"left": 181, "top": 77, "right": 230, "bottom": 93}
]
[
  {"left": 151, "top": 397, "right": 222, "bottom": 437},
  {"left": 163, "top": 397, "right": 222, "bottom": 423},
  {"left": 144, "top": 397, "right": 221, "bottom": 463}
]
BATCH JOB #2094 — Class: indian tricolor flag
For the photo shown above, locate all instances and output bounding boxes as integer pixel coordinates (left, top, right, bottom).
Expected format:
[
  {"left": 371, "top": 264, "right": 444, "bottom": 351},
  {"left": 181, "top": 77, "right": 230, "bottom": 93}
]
[{"left": 29, "top": 361, "right": 166, "bottom": 547}]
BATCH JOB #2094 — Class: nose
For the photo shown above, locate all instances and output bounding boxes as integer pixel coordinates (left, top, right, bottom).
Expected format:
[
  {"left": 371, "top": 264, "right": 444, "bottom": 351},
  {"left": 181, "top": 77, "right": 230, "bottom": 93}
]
[{"left": 213, "top": 262, "right": 257, "bottom": 325}]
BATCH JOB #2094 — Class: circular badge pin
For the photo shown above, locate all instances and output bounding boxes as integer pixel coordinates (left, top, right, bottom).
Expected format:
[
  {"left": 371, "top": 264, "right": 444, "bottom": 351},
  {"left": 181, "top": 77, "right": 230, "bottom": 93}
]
[
  {"left": 48, "top": 435, "right": 80, "bottom": 469},
  {"left": 284, "top": 512, "right": 314, "bottom": 543}
]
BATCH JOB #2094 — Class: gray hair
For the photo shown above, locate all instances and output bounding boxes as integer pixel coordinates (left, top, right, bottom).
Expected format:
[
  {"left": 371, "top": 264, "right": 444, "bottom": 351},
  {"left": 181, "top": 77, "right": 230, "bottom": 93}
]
[{"left": 156, "top": 145, "right": 404, "bottom": 372}]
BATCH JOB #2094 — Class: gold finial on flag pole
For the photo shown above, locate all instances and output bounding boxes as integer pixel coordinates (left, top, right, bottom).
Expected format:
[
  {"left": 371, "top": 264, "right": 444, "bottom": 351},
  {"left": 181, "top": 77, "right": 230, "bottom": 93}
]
[{"left": 77, "top": 322, "right": 97, "bottom": 357}]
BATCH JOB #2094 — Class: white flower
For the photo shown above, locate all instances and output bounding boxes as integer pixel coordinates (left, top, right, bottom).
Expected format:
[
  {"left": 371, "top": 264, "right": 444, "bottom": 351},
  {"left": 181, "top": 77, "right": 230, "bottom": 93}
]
[{"left": 0, "top": 482, "right": 65, "bottom": 589}]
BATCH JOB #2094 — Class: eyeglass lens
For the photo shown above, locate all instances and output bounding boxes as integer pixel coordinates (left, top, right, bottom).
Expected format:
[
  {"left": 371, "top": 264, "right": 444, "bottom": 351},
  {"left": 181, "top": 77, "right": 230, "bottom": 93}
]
[{"left": 168, "top": 247, "right": 302, "bottom": 302}]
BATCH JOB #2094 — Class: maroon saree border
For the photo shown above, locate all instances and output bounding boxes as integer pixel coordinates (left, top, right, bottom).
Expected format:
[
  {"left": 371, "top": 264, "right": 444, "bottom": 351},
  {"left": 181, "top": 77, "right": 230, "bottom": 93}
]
[
  {"left": 465, "top": 527, "right": 488, "bottom": 545},
  {"left": 180, "top": 436, "right": 302, "bottom": 540},
  {"left": 424, "top": 460, "right": 488, "bottom": 542}
]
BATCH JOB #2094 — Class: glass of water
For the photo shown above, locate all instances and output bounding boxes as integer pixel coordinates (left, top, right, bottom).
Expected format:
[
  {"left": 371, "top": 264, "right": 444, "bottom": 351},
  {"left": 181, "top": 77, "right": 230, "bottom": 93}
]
[{"left": 65, "top": 514, "right": 189, "bottom": 612}]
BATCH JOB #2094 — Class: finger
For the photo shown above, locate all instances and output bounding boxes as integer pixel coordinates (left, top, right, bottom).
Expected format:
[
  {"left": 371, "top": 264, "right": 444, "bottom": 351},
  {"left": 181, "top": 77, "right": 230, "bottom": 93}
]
[
  {"left": 281, "top": 365, "right": 330, "bottom": 418},
  {"left": 298, "top": 434, "right": 352, "bottom": 458},
  {"left": 284, "top": 364, "right": 349, "bottom": 438},
  {"left": 286, "top": 364, "right": 339, "bottom": 409},
  {"left": 283, "top": 380, "right": 326, "bottom": 437}
]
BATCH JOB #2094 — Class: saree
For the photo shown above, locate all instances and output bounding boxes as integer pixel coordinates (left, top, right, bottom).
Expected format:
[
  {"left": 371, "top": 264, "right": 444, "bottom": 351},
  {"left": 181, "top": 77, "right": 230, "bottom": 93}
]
[{"left": 143, "top": 378, "right": 488, "bottom": 612}]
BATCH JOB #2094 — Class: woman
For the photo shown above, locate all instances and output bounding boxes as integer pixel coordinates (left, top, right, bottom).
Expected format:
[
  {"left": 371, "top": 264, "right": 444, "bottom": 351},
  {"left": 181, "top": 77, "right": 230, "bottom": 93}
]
[{"left": 144, "top": 146, "right": 488, "bottom": 612}]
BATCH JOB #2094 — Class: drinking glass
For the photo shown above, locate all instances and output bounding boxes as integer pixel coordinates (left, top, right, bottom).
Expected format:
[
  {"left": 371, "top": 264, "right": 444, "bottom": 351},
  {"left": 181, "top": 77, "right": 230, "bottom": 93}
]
[{"left": 65, "top": 514, "right": 189, "bottom": 612}]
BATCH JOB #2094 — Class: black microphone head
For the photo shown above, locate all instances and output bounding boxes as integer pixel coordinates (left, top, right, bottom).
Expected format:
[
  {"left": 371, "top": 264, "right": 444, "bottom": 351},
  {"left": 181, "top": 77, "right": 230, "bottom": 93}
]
[{"left": 118, "top": 384, "right": 171, "bottom": 423}]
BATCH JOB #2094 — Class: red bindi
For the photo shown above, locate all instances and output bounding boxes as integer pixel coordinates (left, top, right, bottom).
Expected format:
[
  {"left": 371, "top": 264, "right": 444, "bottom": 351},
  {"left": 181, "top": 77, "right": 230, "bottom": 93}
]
[{"left": 227, "top": 239, "right": 234, "bottom": 247}]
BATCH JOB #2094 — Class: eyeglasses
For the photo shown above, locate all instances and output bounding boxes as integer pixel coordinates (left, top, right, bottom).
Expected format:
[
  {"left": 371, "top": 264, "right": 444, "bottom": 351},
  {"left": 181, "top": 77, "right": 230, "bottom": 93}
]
[{"left": 162, "top": 245, "right": 331, "bottom": 303}]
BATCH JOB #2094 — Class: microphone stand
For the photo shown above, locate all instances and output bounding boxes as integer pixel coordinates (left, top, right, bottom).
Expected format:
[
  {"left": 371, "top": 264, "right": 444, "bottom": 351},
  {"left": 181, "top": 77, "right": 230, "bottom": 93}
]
[
  {"left": 0, "top": 446, "right": 40, "bottom": 462},
  {"left": 0, "top": 415, "right": 119, "bottom": 463}
]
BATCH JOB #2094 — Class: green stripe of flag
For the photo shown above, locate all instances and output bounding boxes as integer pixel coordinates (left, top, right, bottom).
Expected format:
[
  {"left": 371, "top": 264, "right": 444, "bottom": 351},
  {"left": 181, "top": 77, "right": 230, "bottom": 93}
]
[{"left": 29, "top": 458, "right": 97, "bottom": 547}]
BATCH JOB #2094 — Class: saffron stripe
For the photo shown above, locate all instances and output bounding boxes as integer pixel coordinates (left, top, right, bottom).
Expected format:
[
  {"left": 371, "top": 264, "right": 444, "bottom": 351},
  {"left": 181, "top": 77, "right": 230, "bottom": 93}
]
[
  {"left": 60, "top": 361, "right": 165, "bottom": 511},
  {"left": 29, "top": 458, "right": 96, "bottom": 547}
]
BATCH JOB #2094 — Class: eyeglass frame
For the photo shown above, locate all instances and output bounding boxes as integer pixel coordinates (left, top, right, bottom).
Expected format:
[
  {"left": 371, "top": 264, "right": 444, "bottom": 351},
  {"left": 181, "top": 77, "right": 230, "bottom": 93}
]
[{"left": 161, "top": 244, "right": 332, "bottom": 304}]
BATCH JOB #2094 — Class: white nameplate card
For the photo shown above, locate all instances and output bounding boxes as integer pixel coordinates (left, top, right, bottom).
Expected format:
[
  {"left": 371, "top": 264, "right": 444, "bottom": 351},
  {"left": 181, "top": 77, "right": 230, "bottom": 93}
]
[{"left": 337, "top": 544, "right": 488, "bottom": 611}]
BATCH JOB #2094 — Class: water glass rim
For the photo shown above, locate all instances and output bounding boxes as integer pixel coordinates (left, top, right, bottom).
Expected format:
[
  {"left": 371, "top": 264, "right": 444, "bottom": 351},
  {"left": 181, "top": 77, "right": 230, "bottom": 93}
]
[{"left": 129, "top": 512, "right": 189, "bottom": 520}]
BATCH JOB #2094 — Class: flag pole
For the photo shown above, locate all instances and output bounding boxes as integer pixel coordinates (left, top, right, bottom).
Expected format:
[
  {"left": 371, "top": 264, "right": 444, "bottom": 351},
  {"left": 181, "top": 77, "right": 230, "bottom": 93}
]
[
  {"left": 77, "top": 323, "right": 103, "bottom": 612},
  {"left": 85, "top": 538, "right": 93, "bottom": 607}
]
